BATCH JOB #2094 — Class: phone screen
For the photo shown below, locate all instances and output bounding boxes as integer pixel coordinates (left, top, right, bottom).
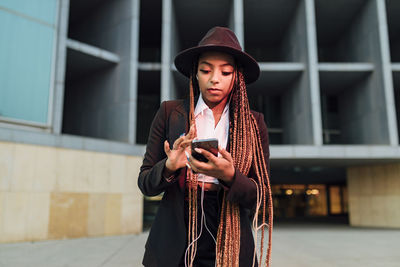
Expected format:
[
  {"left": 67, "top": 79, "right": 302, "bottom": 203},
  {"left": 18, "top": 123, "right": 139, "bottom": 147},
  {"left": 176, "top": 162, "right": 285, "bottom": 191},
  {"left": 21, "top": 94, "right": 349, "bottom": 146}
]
[{"left": 191, "top": 138, "right": 218, "bottom": 162}]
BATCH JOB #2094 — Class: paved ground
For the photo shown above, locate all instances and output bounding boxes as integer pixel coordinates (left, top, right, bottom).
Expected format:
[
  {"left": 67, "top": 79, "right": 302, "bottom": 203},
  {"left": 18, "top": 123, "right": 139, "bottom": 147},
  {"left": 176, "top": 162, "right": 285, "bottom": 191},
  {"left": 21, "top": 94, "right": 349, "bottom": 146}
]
[{"left": 1, "top": 222, "right": 399, "bottom": 267}]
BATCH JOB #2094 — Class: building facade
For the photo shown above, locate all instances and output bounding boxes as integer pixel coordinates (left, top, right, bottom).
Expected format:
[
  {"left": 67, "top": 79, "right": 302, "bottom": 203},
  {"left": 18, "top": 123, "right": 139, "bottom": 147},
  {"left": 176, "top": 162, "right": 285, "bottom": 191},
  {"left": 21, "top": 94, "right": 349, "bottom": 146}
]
[{"left": 1, "top": 0, "right": 400, "bottom": 243}]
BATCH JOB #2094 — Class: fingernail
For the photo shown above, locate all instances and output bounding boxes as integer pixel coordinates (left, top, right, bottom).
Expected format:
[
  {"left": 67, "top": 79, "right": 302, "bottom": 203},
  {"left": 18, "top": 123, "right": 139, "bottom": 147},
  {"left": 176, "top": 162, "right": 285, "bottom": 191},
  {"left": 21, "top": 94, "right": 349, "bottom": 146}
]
[
  {"left": 184, "top": 151, "right": 190, "bottom": 160},
  {"left": 194, "top": 148, "right": 201, "bottom": 153}
]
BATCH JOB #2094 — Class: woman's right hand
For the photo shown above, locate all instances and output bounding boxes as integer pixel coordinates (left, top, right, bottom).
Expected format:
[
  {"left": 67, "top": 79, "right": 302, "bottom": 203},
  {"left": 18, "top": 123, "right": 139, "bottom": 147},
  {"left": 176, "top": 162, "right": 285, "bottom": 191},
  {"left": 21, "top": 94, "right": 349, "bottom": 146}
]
[{"left": 163, "top": 124, "right": 195, "bottom": 176}]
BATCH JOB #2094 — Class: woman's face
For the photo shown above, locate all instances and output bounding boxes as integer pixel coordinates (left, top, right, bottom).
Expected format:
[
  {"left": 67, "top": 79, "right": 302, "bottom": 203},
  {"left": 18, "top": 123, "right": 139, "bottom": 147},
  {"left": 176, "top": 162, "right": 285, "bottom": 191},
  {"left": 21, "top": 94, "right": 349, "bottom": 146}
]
[{"left": 197, "top": 51, "right": 235, "bottom": 108}]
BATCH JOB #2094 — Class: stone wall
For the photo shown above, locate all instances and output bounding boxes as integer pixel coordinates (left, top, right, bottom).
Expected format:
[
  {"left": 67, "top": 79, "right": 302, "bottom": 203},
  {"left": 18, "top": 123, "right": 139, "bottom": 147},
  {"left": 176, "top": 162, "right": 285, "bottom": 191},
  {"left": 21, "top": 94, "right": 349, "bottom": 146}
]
[
  {"left": 347, "top": 163, "right": 400, "bottom": 228},
  {"left": 0, "top": 141, "right": 143, "bottom": 242}
]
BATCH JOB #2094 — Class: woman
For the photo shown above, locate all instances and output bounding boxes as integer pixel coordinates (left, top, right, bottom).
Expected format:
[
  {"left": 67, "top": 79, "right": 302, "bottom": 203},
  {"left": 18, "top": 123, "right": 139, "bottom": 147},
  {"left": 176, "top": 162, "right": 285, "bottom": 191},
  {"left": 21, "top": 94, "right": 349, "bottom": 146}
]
[{"left": 138, "top": 27, "right": 273, "bottom": 267}]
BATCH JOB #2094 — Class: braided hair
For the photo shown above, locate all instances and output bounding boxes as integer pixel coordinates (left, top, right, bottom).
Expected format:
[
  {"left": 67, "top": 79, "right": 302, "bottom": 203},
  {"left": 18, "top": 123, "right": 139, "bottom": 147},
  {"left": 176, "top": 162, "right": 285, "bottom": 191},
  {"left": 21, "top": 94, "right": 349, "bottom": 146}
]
[{"left": 185, "top": 59, "right": 273, "bottom": 267}]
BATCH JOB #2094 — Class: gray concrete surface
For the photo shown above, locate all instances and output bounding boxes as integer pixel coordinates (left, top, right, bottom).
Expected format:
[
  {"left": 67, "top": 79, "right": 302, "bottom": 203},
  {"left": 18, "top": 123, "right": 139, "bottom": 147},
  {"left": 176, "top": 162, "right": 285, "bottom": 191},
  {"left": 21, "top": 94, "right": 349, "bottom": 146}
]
[{"left": 0, "top": 223, "right": 399, "bottom": 267}]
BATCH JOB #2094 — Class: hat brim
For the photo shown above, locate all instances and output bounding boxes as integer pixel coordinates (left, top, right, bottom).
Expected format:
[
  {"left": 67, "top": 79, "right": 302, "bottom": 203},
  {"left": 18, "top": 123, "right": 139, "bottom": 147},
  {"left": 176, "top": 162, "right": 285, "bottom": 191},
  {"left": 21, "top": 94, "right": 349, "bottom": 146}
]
[{"left": 174, "top": 45, "right": 260, "bottom": 84}]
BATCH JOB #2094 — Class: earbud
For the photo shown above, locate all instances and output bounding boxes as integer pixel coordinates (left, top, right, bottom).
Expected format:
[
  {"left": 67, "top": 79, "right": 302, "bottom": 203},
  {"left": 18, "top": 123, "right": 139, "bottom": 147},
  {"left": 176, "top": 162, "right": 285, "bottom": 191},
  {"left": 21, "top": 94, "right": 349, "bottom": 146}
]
[{"left": 196, "top": 74, "right": 198, "bottom": 80}]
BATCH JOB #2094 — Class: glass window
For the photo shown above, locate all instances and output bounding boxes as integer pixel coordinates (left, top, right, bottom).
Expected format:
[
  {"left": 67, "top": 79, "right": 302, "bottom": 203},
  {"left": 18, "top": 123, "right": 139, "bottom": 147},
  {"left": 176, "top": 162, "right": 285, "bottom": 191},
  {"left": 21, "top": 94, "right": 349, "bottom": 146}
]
[{"left": 0, "top": 2, "right": 57, "bottom": 125}]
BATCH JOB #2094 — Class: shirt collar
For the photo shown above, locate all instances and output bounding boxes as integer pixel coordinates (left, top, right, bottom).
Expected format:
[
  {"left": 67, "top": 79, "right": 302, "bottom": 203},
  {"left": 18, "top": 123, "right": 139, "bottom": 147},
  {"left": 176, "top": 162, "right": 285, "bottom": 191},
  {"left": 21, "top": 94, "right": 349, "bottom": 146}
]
[{"left": 194, "top": 93, "right": 230, "bottom": 117}]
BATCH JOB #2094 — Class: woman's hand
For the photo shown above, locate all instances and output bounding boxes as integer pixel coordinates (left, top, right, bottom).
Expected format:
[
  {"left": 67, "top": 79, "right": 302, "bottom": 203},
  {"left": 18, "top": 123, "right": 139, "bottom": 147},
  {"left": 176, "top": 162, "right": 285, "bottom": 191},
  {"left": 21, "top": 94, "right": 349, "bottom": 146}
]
[
  {"left": 187, "top": 146, "right": 235, "bottom": 184},
  {"left": 163, "top": 124, "right": 195, "bottom": 176}
]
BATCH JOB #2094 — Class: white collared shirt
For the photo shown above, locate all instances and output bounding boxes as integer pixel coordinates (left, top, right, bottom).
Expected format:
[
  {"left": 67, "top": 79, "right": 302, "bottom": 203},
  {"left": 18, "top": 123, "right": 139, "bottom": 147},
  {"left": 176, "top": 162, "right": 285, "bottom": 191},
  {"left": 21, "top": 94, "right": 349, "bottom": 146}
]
[{"left": 194, "top": 94, "right": 230, "bottom": 184}]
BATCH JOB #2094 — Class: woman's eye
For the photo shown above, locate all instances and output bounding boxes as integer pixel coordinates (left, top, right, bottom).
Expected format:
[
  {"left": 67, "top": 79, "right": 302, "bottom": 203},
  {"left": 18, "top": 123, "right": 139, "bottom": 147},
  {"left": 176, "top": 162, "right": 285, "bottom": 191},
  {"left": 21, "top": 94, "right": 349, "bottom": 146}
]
[
  {"left": 199, "top": 70, "right": 210, "bottom": 74},
  {"left": 222, "top": 72, "right": 233, "bottom": 76}
]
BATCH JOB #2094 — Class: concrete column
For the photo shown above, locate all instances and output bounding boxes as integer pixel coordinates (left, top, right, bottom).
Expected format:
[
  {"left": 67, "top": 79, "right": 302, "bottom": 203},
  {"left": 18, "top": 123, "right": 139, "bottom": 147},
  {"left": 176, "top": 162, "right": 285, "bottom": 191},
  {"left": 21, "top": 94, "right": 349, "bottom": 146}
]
[
  {"left": 129, "top": 0, "right": 140, "bottom": 144},
  {"left": 232, "top": 0, "right": 244, "bottom": 48},
  {"left": 376, "top": 0, "right": 399, "bottom": 146},
  {"left": 305, "top": 0, "right": 323, "bottom": 145},
  {"left": 161, "top": 0, "right": 172, "bottom": 102},
  {"left": 52, "top": 0, "right": 69, "bottom": 135}
]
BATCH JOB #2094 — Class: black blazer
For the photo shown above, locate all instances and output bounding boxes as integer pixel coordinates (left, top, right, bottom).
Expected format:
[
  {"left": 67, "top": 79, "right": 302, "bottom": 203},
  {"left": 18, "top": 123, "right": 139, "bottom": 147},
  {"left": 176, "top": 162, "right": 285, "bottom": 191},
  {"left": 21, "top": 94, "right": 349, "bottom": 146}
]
[{"left": 138, "top": 98, "right": 270, "bottom": 267}]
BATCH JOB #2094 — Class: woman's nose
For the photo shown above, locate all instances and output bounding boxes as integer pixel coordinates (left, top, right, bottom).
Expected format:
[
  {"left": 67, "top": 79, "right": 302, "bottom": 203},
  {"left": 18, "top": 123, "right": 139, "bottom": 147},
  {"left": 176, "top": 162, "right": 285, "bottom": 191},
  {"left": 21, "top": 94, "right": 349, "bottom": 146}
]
[{"left": 210, "top": 71, "right": 220, "bottom": 84}]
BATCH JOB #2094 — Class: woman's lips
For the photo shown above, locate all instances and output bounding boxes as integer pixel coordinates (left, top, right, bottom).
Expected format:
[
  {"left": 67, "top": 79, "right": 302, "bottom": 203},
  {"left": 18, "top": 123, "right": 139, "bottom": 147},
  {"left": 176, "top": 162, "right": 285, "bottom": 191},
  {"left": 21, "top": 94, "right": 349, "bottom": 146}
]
[{"left": 207, "top": 88, "right": 221, "bottom": 93}]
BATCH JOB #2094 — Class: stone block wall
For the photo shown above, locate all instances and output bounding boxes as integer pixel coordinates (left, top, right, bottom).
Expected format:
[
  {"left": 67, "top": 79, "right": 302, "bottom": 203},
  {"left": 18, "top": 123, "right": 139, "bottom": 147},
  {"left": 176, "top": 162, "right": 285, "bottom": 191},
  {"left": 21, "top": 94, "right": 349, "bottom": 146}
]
[
  {"left": 347, "top": 163, "right": 400, "bottom": 228},
  {"left": 0, "top": 141, "right": 143, "bottom": 242}
]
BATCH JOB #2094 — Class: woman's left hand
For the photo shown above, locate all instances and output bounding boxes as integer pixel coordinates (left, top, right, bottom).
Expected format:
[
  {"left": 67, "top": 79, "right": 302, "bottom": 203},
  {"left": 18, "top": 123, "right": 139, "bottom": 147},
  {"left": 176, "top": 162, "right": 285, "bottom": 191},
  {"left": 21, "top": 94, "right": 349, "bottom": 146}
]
[{"left": 187, "top": 146, "right": 235, "bottom": 184}]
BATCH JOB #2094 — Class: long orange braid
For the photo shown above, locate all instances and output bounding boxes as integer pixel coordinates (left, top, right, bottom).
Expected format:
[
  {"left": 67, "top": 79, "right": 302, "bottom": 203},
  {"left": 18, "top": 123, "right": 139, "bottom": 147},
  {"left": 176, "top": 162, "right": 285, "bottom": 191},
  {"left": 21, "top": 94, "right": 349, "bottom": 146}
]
[
  {"left": 185, "top": 75, "right": 199, "bottom": 267},
  {"left": 185, "top": 64, "right": 273, "bottom": 267}
]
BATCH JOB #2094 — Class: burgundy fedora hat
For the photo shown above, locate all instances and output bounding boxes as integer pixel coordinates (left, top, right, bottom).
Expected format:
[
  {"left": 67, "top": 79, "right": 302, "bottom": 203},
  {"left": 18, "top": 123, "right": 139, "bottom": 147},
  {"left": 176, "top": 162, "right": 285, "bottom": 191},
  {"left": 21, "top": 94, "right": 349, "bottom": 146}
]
[{"left": 174, "top": 26, "right": 260, "bottom": 84}]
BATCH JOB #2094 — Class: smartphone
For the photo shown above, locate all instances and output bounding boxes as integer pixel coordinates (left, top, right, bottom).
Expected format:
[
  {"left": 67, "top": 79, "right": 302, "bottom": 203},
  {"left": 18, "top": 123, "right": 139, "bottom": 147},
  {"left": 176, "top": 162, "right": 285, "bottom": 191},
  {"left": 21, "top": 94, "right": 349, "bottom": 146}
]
[{"left": 191, "top": 138, "right": 219, "bottom": 162}]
